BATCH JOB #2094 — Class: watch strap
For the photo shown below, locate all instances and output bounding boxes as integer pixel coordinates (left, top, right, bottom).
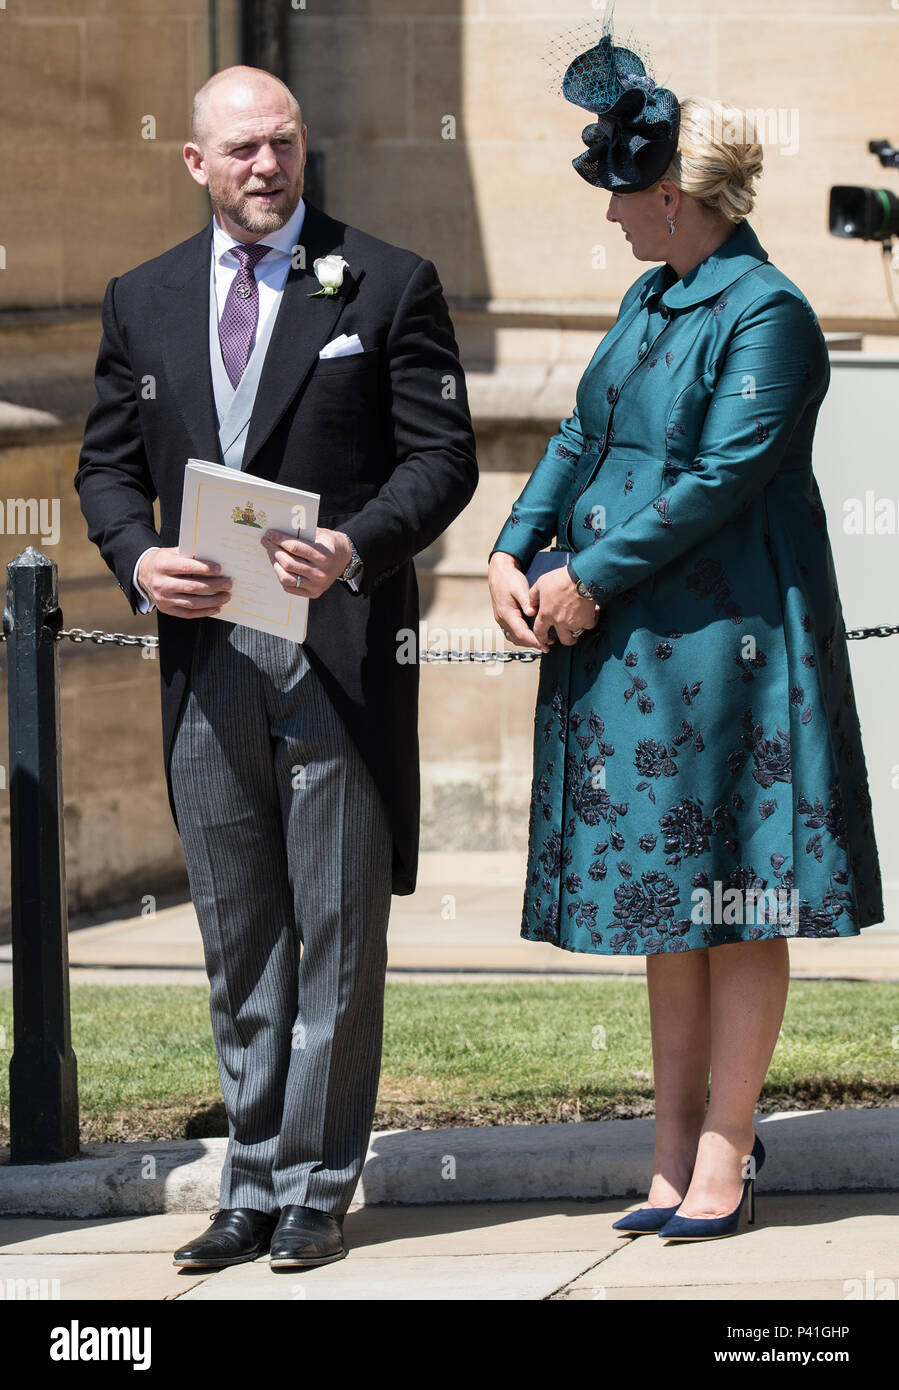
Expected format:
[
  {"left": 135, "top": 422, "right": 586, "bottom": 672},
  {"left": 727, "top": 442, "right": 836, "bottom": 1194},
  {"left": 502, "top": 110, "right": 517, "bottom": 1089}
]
[{"left": 339, "top": 534, "right": 363, "bottom": 582}]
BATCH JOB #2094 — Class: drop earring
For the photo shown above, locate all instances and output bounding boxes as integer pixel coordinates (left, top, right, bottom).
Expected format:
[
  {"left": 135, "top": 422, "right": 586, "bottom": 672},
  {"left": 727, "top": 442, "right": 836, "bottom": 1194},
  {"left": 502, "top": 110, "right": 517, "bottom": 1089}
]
[{"left": 666, "top": 213, "right": 676, "bottom": 236}]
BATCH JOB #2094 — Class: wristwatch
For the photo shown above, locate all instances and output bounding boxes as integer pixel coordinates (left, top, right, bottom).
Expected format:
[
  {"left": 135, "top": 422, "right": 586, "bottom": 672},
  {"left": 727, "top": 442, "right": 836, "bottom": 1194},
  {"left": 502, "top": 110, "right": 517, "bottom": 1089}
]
[
  {"left": 567, "top": 559, "right": 592, "bottom": 600},
  {"left": 339, "top": 534, "right": 364, "bottom": 587}
]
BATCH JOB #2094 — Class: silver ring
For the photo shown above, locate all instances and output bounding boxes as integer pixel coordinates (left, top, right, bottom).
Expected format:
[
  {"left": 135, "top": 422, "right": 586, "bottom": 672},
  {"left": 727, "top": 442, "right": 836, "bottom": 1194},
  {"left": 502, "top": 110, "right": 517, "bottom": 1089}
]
[
  {"left": 570, "top": 628, "right": 585, "bottom": 638},
  {"left": 295, "top": 573, "right": 302, "bottom": 588}
]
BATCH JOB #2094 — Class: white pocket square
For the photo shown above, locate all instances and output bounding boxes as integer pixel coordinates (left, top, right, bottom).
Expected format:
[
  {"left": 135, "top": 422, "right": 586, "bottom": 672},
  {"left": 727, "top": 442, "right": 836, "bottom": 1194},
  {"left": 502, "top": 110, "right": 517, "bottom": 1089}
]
[{"left": 319, "top": 333, "right": 364, "bottom": 359}]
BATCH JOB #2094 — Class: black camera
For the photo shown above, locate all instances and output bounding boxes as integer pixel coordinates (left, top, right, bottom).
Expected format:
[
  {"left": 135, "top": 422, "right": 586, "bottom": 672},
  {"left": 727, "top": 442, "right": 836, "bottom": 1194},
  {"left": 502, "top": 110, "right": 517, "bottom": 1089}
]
[{"left": 829, "top": 141, "right": 899, "bottom": 241}]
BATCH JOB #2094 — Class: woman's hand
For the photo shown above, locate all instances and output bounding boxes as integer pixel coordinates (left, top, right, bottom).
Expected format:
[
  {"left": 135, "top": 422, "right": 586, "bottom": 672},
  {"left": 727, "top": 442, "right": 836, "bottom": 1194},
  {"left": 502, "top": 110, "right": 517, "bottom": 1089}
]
[
  {"left": 488, "top": 552, "right": 549, "bottom": 653},
  {"left": 529, "top": 566, "right": 600, "bottom": 647}
]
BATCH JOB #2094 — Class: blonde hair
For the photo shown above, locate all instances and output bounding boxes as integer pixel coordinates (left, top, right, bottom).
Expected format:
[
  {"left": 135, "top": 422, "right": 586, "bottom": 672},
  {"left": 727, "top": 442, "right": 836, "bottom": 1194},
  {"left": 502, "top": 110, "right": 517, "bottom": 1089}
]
[{"left": 663, "top": 96, "right": 763, "bottom": 224}]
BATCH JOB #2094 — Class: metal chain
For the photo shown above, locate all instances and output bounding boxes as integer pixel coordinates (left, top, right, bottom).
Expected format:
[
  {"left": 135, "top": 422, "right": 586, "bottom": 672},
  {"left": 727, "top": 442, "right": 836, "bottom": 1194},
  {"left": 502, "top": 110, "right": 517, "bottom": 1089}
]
[
  {"left": 56, "top": 627, "right": 159, "bottom": 648},
  {"left": 844, "top": 624, "right": 899, "bottom": 641},
  {"left": 0, "top": 622, "right": 895, "bottom": 658},
  {"left": 419, "top": 648, "right": 542, "bottom": 662}
]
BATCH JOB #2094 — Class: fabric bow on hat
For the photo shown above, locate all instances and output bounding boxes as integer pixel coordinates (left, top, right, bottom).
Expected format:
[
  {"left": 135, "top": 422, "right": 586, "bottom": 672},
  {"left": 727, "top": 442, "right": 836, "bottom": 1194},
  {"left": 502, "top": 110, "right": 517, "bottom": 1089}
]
[{"left": 561, "top": 32, "right": 680, "bottom": 194}]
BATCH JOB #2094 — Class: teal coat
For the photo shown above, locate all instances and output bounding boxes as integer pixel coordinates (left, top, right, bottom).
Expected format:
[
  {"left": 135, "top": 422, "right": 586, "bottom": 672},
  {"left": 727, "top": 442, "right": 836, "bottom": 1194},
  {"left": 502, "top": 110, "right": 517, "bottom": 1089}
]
[{"left": 491, "top": 218, "right": 883, "bottom": 955}]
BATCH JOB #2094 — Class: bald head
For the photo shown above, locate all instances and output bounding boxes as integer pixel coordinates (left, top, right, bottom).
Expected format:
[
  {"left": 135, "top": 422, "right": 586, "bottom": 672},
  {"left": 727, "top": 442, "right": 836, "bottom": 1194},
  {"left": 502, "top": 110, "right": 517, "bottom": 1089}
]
[
  {"left": 184, "top": 66, "right": 307, "bottom": 241},
  {"left": 190, "top": 66, "right": 302, "bottom": 151}
]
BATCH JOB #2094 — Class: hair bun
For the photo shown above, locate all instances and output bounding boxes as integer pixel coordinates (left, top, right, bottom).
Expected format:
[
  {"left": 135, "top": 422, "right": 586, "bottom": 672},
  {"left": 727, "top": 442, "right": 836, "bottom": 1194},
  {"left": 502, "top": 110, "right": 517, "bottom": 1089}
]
[{"left": 663, "top": 97, "right": 763, "bottom": 223}]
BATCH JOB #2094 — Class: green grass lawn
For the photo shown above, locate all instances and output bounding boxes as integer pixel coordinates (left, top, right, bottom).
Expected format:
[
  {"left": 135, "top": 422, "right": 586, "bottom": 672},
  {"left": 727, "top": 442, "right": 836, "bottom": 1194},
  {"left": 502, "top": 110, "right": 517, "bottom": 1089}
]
[{"left": 1, "top": 979, "right": 897, "bottom": 1144}]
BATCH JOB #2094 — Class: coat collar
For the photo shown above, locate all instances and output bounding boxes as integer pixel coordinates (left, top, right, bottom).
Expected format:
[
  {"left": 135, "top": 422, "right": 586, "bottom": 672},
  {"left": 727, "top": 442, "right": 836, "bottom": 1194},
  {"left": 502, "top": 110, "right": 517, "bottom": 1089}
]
[{"left": 638, "top": 218, "right": 768, "bottom": 311}]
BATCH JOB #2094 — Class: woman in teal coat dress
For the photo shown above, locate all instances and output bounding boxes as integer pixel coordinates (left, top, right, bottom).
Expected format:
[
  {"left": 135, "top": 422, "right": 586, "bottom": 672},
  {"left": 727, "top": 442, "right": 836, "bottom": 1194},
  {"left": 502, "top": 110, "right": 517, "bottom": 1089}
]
[{"left": 488, "top": 27, "right": 883, "bottom": 1242}]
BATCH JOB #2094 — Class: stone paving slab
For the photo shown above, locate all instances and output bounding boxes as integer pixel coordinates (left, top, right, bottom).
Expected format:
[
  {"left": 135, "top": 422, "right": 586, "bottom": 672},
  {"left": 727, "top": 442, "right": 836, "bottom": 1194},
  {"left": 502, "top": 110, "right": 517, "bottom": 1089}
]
[
  {"left": 561, "top": 1192, "right": 899, "bottom": 1293},
  {"left": 559, "top": 1281, "right": 856, "bottom": 1300},
  {"left": 0, "top": 1252, "right": 210, "bottom": 1301},
  {"left": 179, "top": 1251, "right": 605, "bottom": 1301},
  {"left": 336, "top": 1201, "right": 624, "bottom": 1257},
  {"left": 0, "top": 1213, "right": 212, "bottom": 1255},
  {"left": 0, "top": 1194, "right": 893, "bottom": 1302},
  {"left": 0, "top": 1204, "right": 623, "bottom": 1259}
]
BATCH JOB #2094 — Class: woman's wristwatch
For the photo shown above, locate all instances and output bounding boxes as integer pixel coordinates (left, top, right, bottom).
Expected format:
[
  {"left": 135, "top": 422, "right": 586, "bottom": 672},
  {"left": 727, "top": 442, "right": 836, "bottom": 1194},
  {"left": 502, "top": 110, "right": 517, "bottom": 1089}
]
[{"left": 567, "top": 559, "right": 592, "bottom": 600}]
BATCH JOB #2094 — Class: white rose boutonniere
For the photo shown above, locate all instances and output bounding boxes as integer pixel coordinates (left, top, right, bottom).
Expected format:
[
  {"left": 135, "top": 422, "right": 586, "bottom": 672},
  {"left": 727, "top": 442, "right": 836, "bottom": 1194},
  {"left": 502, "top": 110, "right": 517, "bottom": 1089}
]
[{"left": 309, "top": 254, "right": 349, "bottom": 297}]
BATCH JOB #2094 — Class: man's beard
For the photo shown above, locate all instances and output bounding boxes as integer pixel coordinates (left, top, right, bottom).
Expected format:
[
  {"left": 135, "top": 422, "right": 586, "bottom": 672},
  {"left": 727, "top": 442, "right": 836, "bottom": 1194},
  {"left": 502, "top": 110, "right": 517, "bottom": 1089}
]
[{"left": 209, "top": 174, "right": 302, "bottom": 233}]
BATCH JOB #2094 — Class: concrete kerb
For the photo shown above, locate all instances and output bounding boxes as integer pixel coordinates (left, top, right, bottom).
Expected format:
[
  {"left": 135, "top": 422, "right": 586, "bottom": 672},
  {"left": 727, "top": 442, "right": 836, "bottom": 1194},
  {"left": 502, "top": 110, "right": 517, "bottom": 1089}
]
[{"left": 0, "top": 1108, "right": 896, "bottom": 1218}]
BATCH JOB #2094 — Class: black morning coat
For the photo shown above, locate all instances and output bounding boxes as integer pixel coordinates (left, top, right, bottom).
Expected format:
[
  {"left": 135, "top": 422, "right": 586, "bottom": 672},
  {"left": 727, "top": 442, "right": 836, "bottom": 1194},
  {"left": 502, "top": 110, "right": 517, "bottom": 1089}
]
[{"left": 74, "top": 200, "right": 479, "bottom": 895}]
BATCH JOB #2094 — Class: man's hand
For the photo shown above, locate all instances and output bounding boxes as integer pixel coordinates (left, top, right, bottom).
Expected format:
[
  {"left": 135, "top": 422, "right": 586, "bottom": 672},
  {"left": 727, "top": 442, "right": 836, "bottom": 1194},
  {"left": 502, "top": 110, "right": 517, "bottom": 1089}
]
[
  {"left": 261, "top": 527, "right": 352, "bottom": 598},
  {"left": 529, "top": 566, "right": 600, "bottom": 647},
  {"left": 137, "top": 547, "right": 232, "bottom": 617},
  {"left": 487, "top": 552, "right": 549, "bottom": 653}
]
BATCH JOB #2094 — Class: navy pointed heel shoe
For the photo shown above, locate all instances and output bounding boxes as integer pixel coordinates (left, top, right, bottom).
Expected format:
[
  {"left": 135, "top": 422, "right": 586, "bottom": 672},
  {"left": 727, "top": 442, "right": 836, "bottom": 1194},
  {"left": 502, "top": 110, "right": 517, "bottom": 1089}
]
[
  {"left": 657, "top": 1133, "right": 766, "bottom": 1242},
  {"left": 612, "top": 1202, "right": 682, "bottom": 1235}
]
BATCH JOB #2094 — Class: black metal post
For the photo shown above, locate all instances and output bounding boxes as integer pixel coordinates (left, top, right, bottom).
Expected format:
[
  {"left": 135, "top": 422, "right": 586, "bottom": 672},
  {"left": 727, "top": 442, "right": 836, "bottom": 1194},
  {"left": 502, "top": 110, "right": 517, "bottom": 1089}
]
[
  {"left": 208, "top": 0, "right": 218, "bottom": 74},
  {"left": 240, "top": 0, "right": 326, "bottom": 208},
  {"left": 241, "top": 0, "right": 287, "bottom": 78},
  {"left": 6, "top": 547, "right": 79, "bottom": 1162}
]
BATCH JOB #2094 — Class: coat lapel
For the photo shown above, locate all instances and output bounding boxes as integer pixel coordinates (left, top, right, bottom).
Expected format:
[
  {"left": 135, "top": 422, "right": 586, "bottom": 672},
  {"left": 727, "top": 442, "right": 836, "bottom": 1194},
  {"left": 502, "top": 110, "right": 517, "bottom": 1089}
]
[
  {"left": 241, "top": 201, "right": 353, "bottom": 477},
  {"left": 154, "top": 225, "right": 222, "bottom": 465}
]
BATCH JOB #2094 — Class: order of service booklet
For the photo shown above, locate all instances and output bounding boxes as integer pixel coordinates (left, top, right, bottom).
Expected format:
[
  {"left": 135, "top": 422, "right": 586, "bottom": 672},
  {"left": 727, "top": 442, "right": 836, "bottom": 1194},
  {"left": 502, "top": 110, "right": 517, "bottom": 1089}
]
[{"left": 178, "top": 459, "right": 321, "bottom": 643}]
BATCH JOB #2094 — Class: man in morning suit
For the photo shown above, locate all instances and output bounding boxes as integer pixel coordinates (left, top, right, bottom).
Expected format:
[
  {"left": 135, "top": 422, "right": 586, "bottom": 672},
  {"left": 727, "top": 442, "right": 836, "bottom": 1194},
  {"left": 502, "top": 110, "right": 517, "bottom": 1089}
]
[{"left": 74, "top": 66, "right": 478, "bottom": 1270}]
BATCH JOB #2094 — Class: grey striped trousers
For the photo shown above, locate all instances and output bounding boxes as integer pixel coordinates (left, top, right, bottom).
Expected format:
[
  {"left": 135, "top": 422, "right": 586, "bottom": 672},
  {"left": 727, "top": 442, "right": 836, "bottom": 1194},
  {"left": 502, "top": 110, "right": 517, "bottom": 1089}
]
[{"left": 169, "top": 616, "right": 393, "bottom": 1216}]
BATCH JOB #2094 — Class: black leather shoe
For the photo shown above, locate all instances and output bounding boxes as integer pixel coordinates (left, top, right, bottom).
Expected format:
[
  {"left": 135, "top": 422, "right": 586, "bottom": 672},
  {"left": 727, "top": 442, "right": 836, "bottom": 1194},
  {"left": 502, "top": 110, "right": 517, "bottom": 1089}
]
[
  {"left": 173, "top": 1208, "right": 278, "bottom": 1268},
  {"left": 269, "top": 1205, "right": 347, "bottom": 1269}
]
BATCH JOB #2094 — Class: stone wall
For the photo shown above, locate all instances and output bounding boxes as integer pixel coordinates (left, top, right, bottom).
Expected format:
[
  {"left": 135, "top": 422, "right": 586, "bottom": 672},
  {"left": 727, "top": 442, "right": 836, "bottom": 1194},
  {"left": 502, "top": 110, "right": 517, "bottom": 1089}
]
[
  {"left": 1, "top": 0, "right": 896, "bottom": 327},
  {"left": 286, "top": 0, "right": 899, "bottom": 332},
  {"left": 0, "top": 0, "right": 240, "bottom": 309}
]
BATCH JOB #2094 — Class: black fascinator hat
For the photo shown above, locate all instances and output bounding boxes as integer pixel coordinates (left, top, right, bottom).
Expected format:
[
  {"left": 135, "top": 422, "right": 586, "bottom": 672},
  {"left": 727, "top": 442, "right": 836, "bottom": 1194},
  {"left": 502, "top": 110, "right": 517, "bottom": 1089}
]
[{"left": 549, "top": 9, "right": 680, "bottom": 194}]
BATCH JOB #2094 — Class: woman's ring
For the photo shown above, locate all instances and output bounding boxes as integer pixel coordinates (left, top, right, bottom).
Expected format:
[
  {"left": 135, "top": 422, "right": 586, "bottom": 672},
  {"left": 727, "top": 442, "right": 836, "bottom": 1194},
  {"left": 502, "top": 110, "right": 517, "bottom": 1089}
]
[{"left": 570, "top": 627, "right": 585, "bottom": 639}]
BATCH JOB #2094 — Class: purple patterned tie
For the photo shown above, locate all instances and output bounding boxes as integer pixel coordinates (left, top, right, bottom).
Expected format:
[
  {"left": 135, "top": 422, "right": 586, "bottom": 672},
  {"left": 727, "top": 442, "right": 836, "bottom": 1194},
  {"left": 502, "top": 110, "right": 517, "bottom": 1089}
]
[{"left": 218, "top": 242, "right": 273, "bottom": 388}]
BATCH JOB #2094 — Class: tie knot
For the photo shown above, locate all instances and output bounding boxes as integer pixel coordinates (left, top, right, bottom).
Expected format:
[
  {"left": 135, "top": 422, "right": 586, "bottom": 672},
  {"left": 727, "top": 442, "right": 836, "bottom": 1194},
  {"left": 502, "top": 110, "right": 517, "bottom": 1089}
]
[{"left": 229, "top": 242, "right": 273, "bottom": 272}]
